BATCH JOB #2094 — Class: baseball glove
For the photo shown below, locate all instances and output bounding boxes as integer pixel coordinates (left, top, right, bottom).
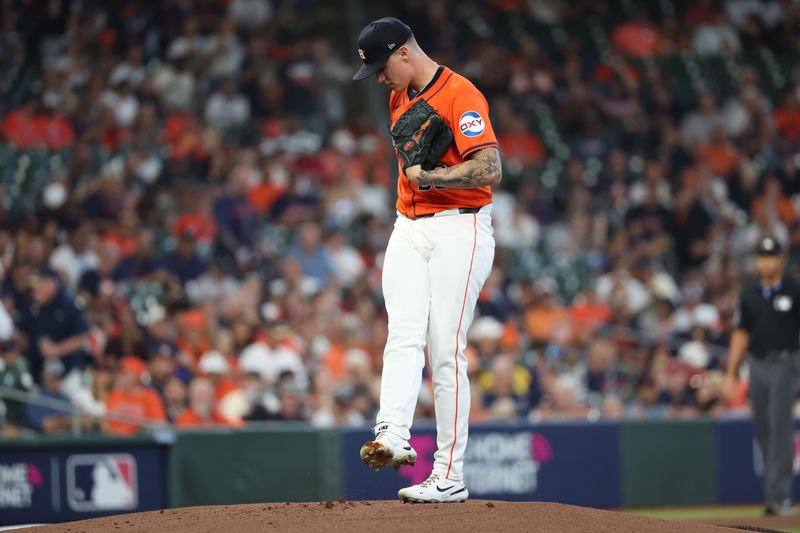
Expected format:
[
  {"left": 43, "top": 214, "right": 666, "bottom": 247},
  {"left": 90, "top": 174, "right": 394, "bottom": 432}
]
[{"left": 390, "top": 99, "right": 453, "bottom": 170}]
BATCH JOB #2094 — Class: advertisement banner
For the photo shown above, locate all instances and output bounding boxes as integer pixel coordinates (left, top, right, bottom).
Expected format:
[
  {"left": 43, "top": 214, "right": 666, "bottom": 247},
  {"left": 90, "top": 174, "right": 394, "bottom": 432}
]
[
  {"left": 715, "top": 418, "right": 800, "bottom": 504},
  {"left": 0, "top": 445, "right": 167, "bottom": 526},
  {"left": 342, "top": 422, "right": 621, "bottom": 506}
]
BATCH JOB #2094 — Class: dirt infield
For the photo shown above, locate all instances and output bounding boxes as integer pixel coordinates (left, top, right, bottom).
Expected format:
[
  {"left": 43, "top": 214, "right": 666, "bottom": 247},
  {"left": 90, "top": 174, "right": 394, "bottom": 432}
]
[{"left": 25, "top": 500, "right": 771, "bottom": 533}]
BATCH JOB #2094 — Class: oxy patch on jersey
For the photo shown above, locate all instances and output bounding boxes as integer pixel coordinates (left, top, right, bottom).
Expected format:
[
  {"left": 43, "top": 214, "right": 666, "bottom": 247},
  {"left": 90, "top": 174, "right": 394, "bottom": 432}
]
[{"left": 459, "top": 111, "right": 485, "bottom": 137}]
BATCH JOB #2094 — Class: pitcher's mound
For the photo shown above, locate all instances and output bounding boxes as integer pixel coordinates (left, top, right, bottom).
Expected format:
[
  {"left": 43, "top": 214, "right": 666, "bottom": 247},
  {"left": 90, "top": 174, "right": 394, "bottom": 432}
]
[{"left": 28, "top": 500, "right": 749, "bottom": 533}]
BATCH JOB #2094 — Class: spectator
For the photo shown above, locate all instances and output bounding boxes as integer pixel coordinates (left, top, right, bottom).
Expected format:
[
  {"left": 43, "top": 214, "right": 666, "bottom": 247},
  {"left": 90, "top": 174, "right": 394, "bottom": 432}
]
[
  {"left": 204, "top": 18, "right": 246, "bottom": 81},
  {"left": 0, "top": 300, "right": 13, "bottom": 343},
  {"left": 239, "top": 322, "right": 308, "bottom": 390},
  {"left": 497, "top": 115, "right": 546, "bottom": 171},
  {"left": 775, "top": 88, "right": 800, "bottom": 145},
  {"left": 197, "top": 349, "right": 247, "bottom": 424},
  {"left": 288, "top": 221, "right": 334, "bottom": 286},
  {"left": 161, "top": 231, "right": 208, "bottom": 286},
  {"left": 72, "top": 364, "right": 113, "bottom": 425},
  {"left": 151, "top": 56, "right": 196, "bottom": 112},
  {"left": 49, "top": 223, "right": 100, "bottom": 293},
  {"left": 100, "top": 80, "right": 139, "bottom": 128},
  {"left": 570, "top": 288, "right": 612, "bottom": 343},
  {"left": 324, "top": 231, "right": 365, "bottom": 289},
  {"left": 681, "top": 91, "right": 725, "bottom": 144},
  {"left": 163, "top": 376, "right": 189, "bottom": 422},
  {"left": 213, "top": 165, "right": 257, "bottom": 260},
  {"left": 104, "top": 356, "right": 167, "bottom": 436},
  {"left": 0, "top": 338, "right": 34, "bottom": 434},
  {"left": 611, "top": 10, "right": 661, "bottom": 57},
  {"left": 18, "top": 268, "right": 89, "bottom": 384},
  {"left": 228, "top": 0, "right": 272, "bottom": 30},
  {"left": 751, "top": 177, "right": 797, "bottom": 227},
  {"left": 695, "top": 127, "right": 741, "bottom": 179},
  {"left": 175, "top": 377, "right": 235, "bottom": 427},
  {"left": 204, "top": 78, "right": 251, "bottom": 131},
  {"left": 692, "top": 13, "right": 741, "bottom": 56},
  {"left": 481, "top": 355, "right": 529, "bottom": 419},
  {"left": 109, "top": 45, "right": 147, "bottom": 88},
  {"left": 1, "top": 98, "right": 40, "bottom": 148},
  {"left": 26, "top": 359, "right": 73, "bottom": 434}
]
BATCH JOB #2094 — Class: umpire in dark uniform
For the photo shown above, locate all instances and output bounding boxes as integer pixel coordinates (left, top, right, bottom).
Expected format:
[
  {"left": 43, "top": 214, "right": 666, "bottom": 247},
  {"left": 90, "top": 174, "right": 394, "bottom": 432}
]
[{"left": 725, "top": 236, "right": 800, "bottom": 516}]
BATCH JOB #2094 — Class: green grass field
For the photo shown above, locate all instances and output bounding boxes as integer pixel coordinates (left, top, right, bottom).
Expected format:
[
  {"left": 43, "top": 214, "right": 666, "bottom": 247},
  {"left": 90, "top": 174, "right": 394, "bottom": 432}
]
[{"left": 629, "top": 505, "right": 800, "bottom": 532}]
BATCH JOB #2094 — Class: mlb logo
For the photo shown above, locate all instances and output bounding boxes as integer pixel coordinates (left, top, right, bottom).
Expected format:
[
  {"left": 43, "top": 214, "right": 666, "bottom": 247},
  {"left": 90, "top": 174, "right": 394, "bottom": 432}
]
[{"left": 66, "top": 454, "right": 138, "bottom": 511}]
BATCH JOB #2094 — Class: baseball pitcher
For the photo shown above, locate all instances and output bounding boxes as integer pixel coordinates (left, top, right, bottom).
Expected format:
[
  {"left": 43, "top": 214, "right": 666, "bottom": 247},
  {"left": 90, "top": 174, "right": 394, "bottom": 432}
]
[{"left": 353, "top": 17, "right": 500, "bottom": 503}]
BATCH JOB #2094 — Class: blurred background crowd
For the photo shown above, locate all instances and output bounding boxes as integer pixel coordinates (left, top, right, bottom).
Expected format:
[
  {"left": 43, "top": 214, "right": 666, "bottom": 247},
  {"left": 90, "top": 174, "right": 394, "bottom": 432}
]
[{"left": 1, "top": 0, "right": 800, "bottom": 437}]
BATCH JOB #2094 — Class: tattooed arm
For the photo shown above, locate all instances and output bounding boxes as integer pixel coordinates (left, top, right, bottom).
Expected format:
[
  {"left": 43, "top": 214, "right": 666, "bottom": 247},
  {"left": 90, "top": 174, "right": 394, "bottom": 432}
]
[{"left": 405, "top": 147, "right": 502, "bottom": 189}]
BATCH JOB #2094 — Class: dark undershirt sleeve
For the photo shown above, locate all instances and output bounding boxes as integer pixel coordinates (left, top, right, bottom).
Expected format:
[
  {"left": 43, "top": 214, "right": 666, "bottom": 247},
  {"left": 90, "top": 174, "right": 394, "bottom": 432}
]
[{"left": 735, "top": 291, "right": 751, "bottom": 332}]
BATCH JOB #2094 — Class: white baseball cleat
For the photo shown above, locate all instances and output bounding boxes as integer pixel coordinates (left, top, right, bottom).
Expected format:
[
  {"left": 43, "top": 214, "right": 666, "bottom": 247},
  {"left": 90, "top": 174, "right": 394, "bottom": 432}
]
[
  {"left": 360, "top": 431, "right": 417, "bottom": 470},
  {"left": 398, "top": 473, "right": 469, "bottom": 503}
]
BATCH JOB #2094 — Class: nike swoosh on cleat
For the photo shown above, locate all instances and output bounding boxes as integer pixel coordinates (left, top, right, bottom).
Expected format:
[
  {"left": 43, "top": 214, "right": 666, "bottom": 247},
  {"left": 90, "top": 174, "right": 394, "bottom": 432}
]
[
  {"left": 403, "top": 446, "right": 412, "bottom": 450},
  {"left": 451, "top": 487, "right": 467, "bottom": 496},
  {"left": 436, "top": 485, "right": 456, "bottom": 492}
]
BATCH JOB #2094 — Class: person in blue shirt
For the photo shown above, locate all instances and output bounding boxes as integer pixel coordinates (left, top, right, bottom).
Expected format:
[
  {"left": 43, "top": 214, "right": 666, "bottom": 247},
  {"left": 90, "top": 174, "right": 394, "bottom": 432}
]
[
  {"left": 17, "top": 267, "right": 90, "bottom": 384},
  {"left": 287, "top": 221, "right": 333, "bottom": 285},
  {"left": 160, "top": 231, "right": 208, "bottom": 285},
  {"left": 26, "top": 358, "right": 73, "bottom": 434}
]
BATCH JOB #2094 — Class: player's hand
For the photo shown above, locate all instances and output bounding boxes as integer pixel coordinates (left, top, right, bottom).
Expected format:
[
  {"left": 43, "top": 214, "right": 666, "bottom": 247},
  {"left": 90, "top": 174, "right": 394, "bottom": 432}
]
[
  {"left": 405, "top": 165, "right": 422, "bottom": 184},
  {"left": 723, "top": 373, "right": 738, "bottom": 401},
  {"left": 39, "top": 338, "right": 59, "bottom": 359}
]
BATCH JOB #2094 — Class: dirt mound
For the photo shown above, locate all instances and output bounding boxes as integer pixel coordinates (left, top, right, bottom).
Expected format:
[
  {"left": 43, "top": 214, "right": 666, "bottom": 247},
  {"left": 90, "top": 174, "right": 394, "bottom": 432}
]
[{"left": 27, "top": 500, "right": 752, "bottom": 533}]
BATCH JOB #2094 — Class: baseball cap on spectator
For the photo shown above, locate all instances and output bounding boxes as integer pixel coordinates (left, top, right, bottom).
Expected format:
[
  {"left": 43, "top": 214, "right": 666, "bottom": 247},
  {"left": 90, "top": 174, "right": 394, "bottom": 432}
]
[
  {"left": 42, "top": 358, "right": 65, "bottom": 379},
  {"left": 119, "top": 355, "right": 147, "bottom": 378},
  {"left": 332, "top": 383, "right": 355, "bottom": 404},
  {"left": 199, "top": 350, "right": 229, "bottom": 375},
  {"left": 756, "top": 236, "right": 783, "bottom": 256},
  {"left": 467, "top": 316, "right": 504, "bottom": 342},
  {"left": 649, "top": 271, "right": 679, "bottom": 302},
  {"left": 692, "top": 305, "right": 719, "bottom": 329},
  {"left": 678, "top": 340, "right": 711, "bottom": 369},
  {"left": 181, "top": 309, "right": 207, "bottom": 329},
  {"left": 28, "top": 266, "right": 60, "bottom": 287},
  {"left": 352, "top": 17, "right": 413, "bottom": 81},
  {"left": 239, "top": 342, "right": 271, "bottom": 380}
]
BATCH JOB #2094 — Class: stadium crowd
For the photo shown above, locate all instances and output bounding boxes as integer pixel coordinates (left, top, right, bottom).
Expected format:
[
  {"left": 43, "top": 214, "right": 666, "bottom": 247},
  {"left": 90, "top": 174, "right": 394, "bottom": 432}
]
[{"left": 1, "top": 0, "right": 800, "bottom": 436}]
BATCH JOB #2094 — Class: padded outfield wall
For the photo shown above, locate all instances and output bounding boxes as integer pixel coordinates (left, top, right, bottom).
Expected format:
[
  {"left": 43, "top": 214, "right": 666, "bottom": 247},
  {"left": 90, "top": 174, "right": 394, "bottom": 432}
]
[{"left": 1, "top": 419, "right": 798, "bottom": 525}]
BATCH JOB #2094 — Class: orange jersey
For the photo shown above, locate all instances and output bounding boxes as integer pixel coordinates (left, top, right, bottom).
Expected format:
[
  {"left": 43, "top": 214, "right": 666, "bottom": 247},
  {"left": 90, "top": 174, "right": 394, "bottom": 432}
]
[
  {"left": 390, "top": 66, "right": 498, "bottom": 218},
  {"left": 105, "top": 386, "right": 167, "bottom": 436},
  {"left": 175, "top": 408, "right": 237, "bottom": 428}
]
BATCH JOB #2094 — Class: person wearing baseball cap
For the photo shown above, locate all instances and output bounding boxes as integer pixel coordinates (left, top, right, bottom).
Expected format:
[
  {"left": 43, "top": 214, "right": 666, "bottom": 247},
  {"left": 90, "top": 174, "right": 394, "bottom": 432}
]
[
  {"left": 351, "top": 15, "right": 501, "bottom": 505},
  {"left": 18, "top": 266, "right": 90, "bottom": 385},
  {"left": 352, "top": 17, "right": 413, "bottom": 81},
  {"left": 725, "top": 235, "right": 800, "bottom": 516},
  {"left": 104, "top": 355, "right": 167, "bottom": 436}
]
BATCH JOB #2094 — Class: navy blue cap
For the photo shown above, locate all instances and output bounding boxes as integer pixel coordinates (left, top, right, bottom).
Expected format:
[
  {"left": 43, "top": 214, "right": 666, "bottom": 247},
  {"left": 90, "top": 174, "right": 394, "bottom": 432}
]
[
  {"left": 756, "top": 236, "right": 783, "bottom": 256},
  {"left": 352, "top": 17, "right": 413, "bottom": 81},
  {"left": 29, "top": 266, "right": 60, "bottom": 286}
]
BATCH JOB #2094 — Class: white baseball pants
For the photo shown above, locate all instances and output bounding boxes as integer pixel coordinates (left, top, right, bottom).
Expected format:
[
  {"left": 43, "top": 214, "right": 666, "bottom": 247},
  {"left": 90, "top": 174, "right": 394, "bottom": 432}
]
[{"left": 376, "top": 205, "right": 494, "bottom": 481}]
